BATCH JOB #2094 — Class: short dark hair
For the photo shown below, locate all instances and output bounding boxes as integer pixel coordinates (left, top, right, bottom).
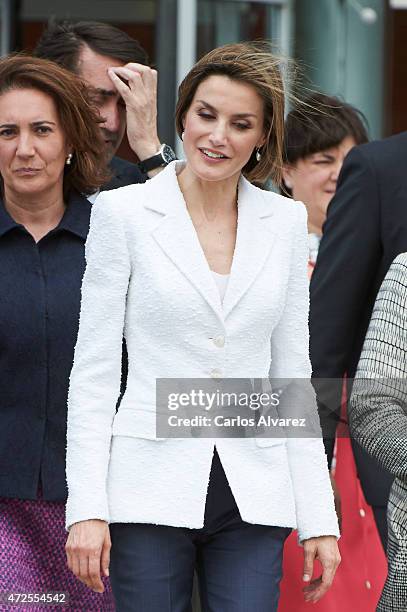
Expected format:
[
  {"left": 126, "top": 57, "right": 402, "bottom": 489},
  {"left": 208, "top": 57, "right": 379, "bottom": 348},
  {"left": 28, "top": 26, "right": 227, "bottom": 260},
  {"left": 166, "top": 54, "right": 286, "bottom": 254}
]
[
  {"left": 284, "top": 92, "right": 369, "bottom": 165},
  {"left": 0, "top": 54, "right": 110, "bottom": 196},
  {"left": 34, "top": 20, "right": 148, "bottom": 72}
]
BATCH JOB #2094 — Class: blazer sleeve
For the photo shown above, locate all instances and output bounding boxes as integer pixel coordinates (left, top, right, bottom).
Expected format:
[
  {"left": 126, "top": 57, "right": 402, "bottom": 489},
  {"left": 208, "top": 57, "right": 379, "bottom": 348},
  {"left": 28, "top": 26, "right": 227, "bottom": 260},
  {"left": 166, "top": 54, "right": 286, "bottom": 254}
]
[
  {"left": 309, "top": 145, "right": 381, "bottom": 465},
  {"left": 65, "top": 193, "right": 131, "bottom": 530},
  {"left": 270, "top": 203, "right": 339, "bottom": 542},
  {"left": 349, "top": 254, "right": 407, "bottom": 481}
]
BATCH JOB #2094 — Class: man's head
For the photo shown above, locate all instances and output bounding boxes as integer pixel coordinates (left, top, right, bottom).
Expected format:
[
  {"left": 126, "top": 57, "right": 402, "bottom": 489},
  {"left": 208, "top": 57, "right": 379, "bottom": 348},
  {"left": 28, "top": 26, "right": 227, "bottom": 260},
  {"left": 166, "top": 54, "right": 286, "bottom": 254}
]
[{"left": 35, "top": 21, "right": 149, "bottom": 159}]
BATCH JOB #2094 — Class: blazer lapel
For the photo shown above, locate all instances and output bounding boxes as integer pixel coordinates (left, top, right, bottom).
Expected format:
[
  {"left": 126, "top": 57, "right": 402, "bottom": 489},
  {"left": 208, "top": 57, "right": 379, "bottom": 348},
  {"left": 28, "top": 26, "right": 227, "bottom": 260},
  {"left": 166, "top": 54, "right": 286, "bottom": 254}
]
[
  {"left": 222, "top": 177, "right": 277, "bottom": 319},
  {"left": 145, "top": 163, "right": 224, "bottom": 322},
  {"left": 144, "top": 164, "right": 277, "bottom": 322}
]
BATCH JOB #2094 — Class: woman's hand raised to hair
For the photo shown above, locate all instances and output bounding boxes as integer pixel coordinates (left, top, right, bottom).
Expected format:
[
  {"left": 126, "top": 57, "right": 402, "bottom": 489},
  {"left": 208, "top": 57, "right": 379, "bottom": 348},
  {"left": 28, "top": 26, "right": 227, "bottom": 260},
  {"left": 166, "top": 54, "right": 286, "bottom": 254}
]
[
  {"left": 302, "top": 535, "right": 341, "bottom": 603},
  {"left": 66, "top": 519, "right": 111, "bottom": 593}
]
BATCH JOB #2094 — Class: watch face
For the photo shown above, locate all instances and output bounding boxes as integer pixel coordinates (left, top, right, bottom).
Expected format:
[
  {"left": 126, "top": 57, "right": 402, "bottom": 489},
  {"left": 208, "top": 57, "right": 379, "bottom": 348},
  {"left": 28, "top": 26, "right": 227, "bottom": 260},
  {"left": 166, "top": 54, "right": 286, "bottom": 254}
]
[{"left": 161, "top": 144, "right": 176, "bottom": 164}]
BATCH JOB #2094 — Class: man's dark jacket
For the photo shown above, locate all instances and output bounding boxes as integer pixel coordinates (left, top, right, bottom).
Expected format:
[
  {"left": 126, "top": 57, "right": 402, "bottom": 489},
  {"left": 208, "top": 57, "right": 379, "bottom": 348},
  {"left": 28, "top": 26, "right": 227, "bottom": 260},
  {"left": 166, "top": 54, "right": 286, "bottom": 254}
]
[
  {"left": 105, "top": 156, "right": 147, "bottom": 190},
  {"left": 310, "top": 131, "right": 407, "bottom": 533}
]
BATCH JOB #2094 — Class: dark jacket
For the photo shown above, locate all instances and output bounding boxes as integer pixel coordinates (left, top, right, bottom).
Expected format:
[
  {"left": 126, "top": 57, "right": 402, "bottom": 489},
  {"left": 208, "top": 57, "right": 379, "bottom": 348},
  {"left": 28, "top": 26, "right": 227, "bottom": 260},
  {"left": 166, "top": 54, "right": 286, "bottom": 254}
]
[
  {"left": 0, "top": 157, "right": 146, "bottom": 502},
  {"left": 310, "top": 131, "right": 407, "bottom": 510},
  {"left": 104, "top": 156, "right": 147, "bottom": 190},
  {"left": 0, "top": 193, "right": 91, "bottom": 501}
]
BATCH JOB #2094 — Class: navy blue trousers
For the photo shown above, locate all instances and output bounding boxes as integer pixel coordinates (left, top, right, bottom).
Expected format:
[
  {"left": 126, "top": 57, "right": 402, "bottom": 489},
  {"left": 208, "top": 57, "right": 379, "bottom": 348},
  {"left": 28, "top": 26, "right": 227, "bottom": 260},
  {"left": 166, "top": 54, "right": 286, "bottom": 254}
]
[{"left": 109, "top": 449, "right": 290, "bottom": 611}]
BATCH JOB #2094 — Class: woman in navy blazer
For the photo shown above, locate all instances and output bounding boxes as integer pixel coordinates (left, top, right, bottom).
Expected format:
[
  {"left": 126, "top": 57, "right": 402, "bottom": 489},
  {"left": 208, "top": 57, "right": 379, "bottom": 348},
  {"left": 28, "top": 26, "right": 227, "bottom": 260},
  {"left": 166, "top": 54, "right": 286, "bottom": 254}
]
[
  {"left": 0, "top": 55, "right": 116, "bottom": 610},
  {"left": 66, "top": 43, "right": 340, "bottom": 611}
]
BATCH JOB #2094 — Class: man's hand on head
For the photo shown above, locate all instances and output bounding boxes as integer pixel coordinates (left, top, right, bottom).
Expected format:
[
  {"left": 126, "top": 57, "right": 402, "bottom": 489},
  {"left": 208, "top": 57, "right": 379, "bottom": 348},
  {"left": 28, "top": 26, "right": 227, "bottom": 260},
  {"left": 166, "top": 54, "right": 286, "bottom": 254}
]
[{"left": 108, "top": 63, "right": 161, "bottom": 168}]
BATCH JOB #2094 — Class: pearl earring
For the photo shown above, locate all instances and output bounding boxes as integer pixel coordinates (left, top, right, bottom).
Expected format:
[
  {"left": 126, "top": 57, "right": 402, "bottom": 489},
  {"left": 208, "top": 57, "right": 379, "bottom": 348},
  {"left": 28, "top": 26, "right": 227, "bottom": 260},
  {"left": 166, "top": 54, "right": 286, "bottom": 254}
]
[
  {"left": 181, "top": 131, "right": 185, "bottom": 141},
  {"left": 66, "top": 153, "right": 73, "bottom": 166},
  {"left": 255, "top": 148, "right": 261, "bottom": 162}
]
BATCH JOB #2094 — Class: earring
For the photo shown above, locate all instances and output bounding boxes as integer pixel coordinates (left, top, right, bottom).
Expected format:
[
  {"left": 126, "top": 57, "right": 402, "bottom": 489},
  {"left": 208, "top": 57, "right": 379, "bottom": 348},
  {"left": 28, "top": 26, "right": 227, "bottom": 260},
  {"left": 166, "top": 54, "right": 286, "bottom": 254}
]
[
  {"left": 66, "top": 153, "right": 73, "bottom": 166},
  {"left": 255, "top": 148, "right": 261, "bottom": 162},
  {"left": 181, "top": 131, "right": 185, "bottom": 141}
]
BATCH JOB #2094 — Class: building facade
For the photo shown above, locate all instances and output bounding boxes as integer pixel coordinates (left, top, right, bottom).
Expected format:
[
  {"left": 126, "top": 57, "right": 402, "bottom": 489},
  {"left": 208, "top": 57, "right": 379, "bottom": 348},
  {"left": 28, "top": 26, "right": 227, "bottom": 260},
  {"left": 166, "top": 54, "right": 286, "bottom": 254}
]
[{"left": 0, "top": 0, "right": 405, "bottom": 152}]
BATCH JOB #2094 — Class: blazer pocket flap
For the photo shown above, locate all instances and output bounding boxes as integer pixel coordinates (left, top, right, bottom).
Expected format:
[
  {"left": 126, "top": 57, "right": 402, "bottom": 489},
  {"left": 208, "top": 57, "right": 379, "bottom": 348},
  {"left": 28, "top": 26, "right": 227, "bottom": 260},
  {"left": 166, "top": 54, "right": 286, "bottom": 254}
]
[
  {"left": 255, "top": 435, "right": 287, "bottom": 448},
  {"left": 112, "top": 409, "right": 166, "bottom": 441}
]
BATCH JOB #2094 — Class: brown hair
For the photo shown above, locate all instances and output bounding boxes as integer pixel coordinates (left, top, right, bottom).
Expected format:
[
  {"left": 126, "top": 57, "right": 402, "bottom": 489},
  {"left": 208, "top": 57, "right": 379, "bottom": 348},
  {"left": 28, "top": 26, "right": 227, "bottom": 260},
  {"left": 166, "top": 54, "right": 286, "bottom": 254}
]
[
  {"left": 0, "top": 53, "right": 110, "bottom": 196},
  {"left": 175, "top": 42, "right": 286, "bottom": 186}
]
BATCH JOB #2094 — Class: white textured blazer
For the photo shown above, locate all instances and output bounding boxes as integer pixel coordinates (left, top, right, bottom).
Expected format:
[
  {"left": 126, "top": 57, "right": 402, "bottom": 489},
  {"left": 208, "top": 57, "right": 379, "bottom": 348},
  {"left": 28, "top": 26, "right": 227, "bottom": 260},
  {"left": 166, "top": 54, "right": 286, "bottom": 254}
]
[{"left": 66, "top": 161, "right": 339, "bottom": 541}]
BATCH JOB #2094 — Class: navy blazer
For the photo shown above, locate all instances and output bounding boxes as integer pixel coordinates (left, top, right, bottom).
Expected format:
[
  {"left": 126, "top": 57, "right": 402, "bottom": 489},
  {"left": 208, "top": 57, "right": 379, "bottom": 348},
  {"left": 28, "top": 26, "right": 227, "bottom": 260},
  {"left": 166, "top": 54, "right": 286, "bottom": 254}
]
[
  {"left": 0, "top": 157, "right": 146, "bottom": 502},
  {"left": 0, "top": 192, "right": 91, "bottom": 501}
]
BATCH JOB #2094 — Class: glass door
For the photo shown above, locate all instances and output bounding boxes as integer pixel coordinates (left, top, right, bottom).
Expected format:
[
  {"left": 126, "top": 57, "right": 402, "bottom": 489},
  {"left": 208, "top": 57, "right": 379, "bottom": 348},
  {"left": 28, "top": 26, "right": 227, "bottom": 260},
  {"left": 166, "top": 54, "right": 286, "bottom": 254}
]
[{"left": 197, "top": 0, "right": 291, "bottom": 58}]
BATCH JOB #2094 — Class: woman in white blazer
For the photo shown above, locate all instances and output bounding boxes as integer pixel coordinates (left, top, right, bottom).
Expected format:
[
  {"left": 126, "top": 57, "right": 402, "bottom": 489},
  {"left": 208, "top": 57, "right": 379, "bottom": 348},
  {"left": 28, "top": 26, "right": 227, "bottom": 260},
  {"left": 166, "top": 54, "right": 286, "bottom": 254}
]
[{"left": 65, "top": 42, "right": 340, "bottom": 611}]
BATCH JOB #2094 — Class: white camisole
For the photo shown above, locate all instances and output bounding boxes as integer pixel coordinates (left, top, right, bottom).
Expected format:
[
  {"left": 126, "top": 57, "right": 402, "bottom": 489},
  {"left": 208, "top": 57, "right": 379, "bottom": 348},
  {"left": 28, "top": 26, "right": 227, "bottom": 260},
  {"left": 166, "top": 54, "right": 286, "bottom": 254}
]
[{"left": 211, "top": 270, "right": 230, "bottom": 303}]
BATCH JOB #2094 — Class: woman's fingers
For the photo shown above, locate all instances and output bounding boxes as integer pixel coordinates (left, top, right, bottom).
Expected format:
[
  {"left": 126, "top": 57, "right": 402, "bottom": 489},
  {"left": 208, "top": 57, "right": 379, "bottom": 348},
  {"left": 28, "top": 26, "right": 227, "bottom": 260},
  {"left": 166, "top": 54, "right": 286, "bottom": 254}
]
[
  {"left": 88, "top": 551, "right": 105, "bottom": 592},
  {"left": 304, "top": 562, "right": 336, "bottom": 603},
  {"left": 302, "top": 536, "right": 341, "bottom": 603},
  {"left": 302, "top": 541, "right": 316, "bottom": 583},
  {"left": 78, "top": 555, "right": 91, "bottom": 589},
  {"left": 65, "top": 547, "right": 73, "bottom": 573},
  {"left": 303, "top": 575, "right": 322, "bottom": 602},
  {"left": 101, "top": 529, "right": 111, "bottom": 577},
  {"left": 68, "top": 547, "right": 81, "bottom": 582},
  {"left": 65, "top": 519, "right": 109, "bottom": 591}
]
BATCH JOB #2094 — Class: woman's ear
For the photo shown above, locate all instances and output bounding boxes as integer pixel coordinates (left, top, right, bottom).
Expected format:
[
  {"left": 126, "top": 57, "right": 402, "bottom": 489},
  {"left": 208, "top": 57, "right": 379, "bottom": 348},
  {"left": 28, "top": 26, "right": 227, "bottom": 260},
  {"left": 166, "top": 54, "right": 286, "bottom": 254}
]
[
  {"left": 282, "top": 164, "right": 293, "bottom": 189},
  {"left": 257, "top": 133, "right": 267, "bottom": 149}
]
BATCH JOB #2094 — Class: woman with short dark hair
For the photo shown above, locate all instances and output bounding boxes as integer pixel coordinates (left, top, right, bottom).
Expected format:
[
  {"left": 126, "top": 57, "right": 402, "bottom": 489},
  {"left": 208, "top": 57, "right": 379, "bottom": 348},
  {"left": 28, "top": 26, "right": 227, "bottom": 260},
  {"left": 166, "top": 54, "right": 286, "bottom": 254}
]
[
  {"left": 284, "top": 92, "right": 368, "bottom": 168},
  {"left": 283, "top": 92, "right": 368, "bottom": 273},
  {"left": 0, "top": 54, "right": 114, "bottom": 610}
]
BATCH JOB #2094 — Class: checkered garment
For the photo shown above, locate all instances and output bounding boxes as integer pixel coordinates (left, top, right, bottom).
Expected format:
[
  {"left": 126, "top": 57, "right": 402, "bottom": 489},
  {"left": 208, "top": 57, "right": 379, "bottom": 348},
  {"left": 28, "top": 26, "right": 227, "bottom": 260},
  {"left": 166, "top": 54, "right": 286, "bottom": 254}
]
[
  {"left": 0, "top": 490, "right": 115, "bottom": 611},
  {"left": 350, "top": 252, "right": 407, "bottom": 612}
]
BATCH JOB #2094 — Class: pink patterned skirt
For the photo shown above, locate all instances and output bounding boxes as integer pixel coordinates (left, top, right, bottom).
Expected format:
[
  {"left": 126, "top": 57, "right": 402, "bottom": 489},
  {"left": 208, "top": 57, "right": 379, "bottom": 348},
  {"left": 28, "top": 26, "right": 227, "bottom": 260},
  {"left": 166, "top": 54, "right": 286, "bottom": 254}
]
[{"left": 0, "top": 492, "right": 115, "bottom": 611}]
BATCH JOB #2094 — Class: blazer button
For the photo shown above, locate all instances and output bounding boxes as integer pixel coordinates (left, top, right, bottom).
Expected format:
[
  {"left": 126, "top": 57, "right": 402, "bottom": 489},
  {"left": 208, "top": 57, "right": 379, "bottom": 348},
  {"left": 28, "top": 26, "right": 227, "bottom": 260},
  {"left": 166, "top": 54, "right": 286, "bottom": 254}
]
[
  {"left": 210, "top": 368, "right": 223, "bottom": 379},
  {"left": 213, "top": 335, "right": 225, "bottom": 348}
]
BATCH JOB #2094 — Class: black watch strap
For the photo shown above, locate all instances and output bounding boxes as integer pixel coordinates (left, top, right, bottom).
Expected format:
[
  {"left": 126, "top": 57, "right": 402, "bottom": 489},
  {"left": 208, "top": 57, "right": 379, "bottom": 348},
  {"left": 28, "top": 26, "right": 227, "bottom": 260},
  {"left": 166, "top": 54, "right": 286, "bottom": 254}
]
[
  {"left": 138, "top": 144, "right": 176, "bottom": 174},
  {"left": 138, "top": 153, "right": 165, "bottom": 174}
]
